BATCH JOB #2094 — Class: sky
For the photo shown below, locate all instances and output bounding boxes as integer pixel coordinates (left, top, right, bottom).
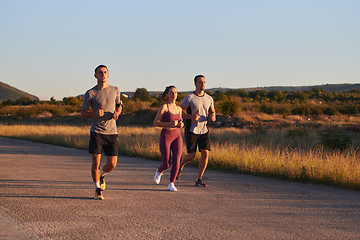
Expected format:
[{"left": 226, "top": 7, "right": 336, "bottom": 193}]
[{"left": 0, "top": 0, "right": 359, "bottom": 100}]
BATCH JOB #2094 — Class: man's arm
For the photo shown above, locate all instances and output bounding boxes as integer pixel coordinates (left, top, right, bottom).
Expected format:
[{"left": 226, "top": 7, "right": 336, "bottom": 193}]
[
  {"left": 81, "top": 108, "right": 104, "bottom": 118},
  {"left": 209, "top": 106, "right": 216, "bottom": 122},
  {"left": 181, "top": 104, "right": 200, "bottom": 121},
  {"left": 113, "top": 103, "right": 122, "bottom": 120}
]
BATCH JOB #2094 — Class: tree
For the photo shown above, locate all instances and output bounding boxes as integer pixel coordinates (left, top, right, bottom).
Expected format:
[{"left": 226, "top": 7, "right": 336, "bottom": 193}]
[
  {"left": 220, "top": 99, "right": 241, "bottom": 117},
  {"left": 267, "top": 90, "right": 281, "bottom": 101},
  {"left": 311, "top": 87, "right": 325, "bottom": 99},
  {"left": 350, "top": 89, "right": 360, "bottom": 94},
  {"left": 1, "top": 99, "right": 13, "bottom": 106},
  {"left": 213, "top": 90, "right": 229, "bottom": 102},
  {"left": 63, "top": 96, "right": 80, "bottom": 106},
  {"left": 16, "top": 96, "right": 33, "bottom": 105},
  {"left": 50, "top": 97, "right": 57, "bottom": 105},
  {"left": 133, "top": 88, "right": 150, "bottom": 102},
  {"left": 205, "top": 90, "right": 213, "bottom": 96}
]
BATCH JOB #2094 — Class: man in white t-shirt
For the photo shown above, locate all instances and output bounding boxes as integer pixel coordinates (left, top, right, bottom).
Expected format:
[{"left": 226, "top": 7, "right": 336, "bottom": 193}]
[{"left": 177, "top": 75, "right": 216, "bottom": 187}]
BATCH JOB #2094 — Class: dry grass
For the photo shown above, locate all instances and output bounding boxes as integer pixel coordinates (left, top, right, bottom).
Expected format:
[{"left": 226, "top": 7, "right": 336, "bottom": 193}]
[{"left": 1, "top": 124, "right": 359, "bottom": 190}]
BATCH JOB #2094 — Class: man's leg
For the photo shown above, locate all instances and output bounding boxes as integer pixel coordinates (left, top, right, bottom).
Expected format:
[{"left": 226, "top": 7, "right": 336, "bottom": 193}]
[
  {"left": 91, "top": 154, "right": 102, "bottom": 183},
  {"left": 180, "top": 129, "right": 197, "bottom": 171},
  {"left": 92, "top": 154, "right": 104, "bottom": 199},
  {"left": 179, "top": 152, "right": 196, "bottom": 169},
  {"left": 98, "top": 156, "right": 117, "bottom": 191},
  {"left": 103, "top": 155, "right": 118, "bottom": 173},
  {"left": 197, "top": 149, "right": 209, "bottom": 180},
  {"left": 176, "top": 152, "right": 196, "bottom": 180}
]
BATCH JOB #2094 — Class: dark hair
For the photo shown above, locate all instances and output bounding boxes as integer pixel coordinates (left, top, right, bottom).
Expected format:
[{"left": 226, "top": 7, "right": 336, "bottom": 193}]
[
  {"left": 94, "top": 65, "right": 108, "bottom": 74},
  {"left": 194, "top": 75, "right": 205, "bottom": 83},
  {"left": 161, "top": 85, "right": 176, "bottom": 102}
]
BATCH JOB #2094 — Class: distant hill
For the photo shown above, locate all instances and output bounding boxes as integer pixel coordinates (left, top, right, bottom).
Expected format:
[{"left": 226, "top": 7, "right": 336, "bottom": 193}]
[
  {"left": 139, "top": 83, "right": 360, "bottom": 96},
  {"left": 0, "top": 81, "right": 39, "bottom": 102},
  {"left": 241, "top": 83, "right": 360, "bottom": 93}
]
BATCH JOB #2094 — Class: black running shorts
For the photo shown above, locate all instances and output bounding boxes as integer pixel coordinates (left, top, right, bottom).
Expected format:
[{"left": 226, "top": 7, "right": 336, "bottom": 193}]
[
  {"left": 185, "top": 130, "right": 211, "bottom": 153},
  {"left": 89, "top": 132, "right": 118, "bottom": 156}
]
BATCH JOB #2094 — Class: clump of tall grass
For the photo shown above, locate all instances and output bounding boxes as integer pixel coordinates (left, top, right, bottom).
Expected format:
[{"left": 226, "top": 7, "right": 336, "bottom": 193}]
[
  {"left": 0, "top": 125, "right": 90, "bottom": 150},
  {"left": 0, "top": 124, "right": 359, "bottom": 190},
  {"left": 208, "top": 142, "right": 360, "bottom": 189}
]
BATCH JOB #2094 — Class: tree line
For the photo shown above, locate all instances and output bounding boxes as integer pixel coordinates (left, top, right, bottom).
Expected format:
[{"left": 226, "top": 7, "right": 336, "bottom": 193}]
[{"left": 1, "top": 87, "right": 360, "bottom": 118}]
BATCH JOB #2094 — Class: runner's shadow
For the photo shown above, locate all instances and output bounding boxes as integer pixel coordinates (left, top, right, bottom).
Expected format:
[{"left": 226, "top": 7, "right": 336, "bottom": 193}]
[
  {"left": 0, "top": 194, "right": 93, "bottom": 200},
  {"left": 110, "top": 188, "right": 167, "bottom": 192}
]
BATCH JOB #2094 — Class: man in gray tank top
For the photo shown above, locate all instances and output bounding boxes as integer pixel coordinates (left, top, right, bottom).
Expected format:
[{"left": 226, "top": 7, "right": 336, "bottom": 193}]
[
  {"left": 81, "top": 65, "right": 123, "bottom": 200},
  {"left": 177, "top": 75, "right": 216, "bottom": 187}
]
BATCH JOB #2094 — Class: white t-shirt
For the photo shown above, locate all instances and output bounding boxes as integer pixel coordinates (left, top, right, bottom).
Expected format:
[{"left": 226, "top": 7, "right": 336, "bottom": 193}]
[{"left": 181, "top": 92, "right": 214, "bottom": 134}]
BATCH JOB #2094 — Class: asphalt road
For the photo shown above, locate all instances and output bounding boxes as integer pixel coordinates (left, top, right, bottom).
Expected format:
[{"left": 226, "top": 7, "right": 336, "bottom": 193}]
[{"left": 0, "top": 136, "right": 359, "bottom": 239}]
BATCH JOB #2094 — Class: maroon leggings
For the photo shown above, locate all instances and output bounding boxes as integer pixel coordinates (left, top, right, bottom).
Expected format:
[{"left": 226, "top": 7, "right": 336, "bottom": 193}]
[{"left": 158, "top": 128, "right": 183, "bottom": 183}]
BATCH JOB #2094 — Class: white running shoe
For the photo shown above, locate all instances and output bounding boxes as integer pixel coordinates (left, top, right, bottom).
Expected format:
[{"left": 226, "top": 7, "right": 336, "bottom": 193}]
[
  {"left": 167, "top": 183, "right": 178, "bottom": 192},
  {"left": 154, "top": 170, "right": 163, "bottom": 184}
]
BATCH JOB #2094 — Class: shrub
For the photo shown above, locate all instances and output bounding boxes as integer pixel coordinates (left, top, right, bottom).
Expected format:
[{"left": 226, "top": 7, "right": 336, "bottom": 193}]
[
  {"left": 324, "top": 106, "right": 338, "bottom": 116},
  {"left": 285, "top": 127, "right": 308, "bottom": 138},
  {"left": 49, "top": 107, "right": 67, "bottom": 117},
  {"left": 2, "top": 99, "right": 13, "bottom": 106},
  {"left": 15, "top": 106, "right": 41, "bottom": 117},
  {"left": 133, "top": 88, "right": 150, "bottom": 102},
  {"left": 15, "top": 96, "right": 33, "bottom": 106},
  {"left": 318, "top": 129, "right": 352, "bottom": 151},
  {"left": 63, "top": 97, "right": 81, "bottom": 106},
  {"left": 220, "top": 100, "right": 241, "bottom": 117},
  {"left": 213, "top": 91, "right": 229, "bottom": 102}
]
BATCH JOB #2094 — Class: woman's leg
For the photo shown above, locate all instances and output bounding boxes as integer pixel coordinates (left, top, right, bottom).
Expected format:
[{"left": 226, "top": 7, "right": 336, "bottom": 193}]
[
  {"left": 169, "top": 135, "right": 183, "bottom": 183},
  {"left": 158, "top": 131, "right": 171, "bottom": 173}
]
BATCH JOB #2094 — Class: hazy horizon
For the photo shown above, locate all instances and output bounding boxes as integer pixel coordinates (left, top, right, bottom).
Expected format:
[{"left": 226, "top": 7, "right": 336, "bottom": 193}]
[{"left": 3, "top": 80, "right": 360, "bottom": 101}]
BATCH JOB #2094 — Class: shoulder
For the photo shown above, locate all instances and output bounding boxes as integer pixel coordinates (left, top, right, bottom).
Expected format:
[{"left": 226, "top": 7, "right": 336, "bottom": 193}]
[
  {"left": 159, "top": 103, "right": 168, "bottom": 112},
  {"left": 204, "top": 93, "right": 214, "bottom": 100},
  {"left": 108, "top": 85, "right": 120, "bottom": 92},
  {"left": 177, "top": 105, "right": 183, "bottom": 114},
  {"left": 87, "top": 85, "right": 97, "bottom": 92},
  {"left": 85, "top": 86, "right": 97, "bottom": 96},
  {"left": 183, "top": 92, "right": 195, "bottom": 100},
  {"left": 155, "top": 104, "right": 168, "bottom": 118}
]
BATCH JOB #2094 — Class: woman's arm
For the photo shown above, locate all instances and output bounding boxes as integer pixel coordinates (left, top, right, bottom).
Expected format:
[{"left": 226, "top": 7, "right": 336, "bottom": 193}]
[{"left": 154, "top": 104, "right": 179, "bottom": 128}]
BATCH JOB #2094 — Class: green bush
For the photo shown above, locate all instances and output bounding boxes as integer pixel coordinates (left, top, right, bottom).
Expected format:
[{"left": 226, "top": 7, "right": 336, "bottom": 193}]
[
  {"left": 62, "top": 97, "right": 81, "bottom": 106},
  {"left": 318, "top": 129, "right": 352, "bottom": 151},
  {"left": 15, "top": 106, "right": 41, "bottom": 117},
  {"left": 286, "top": 127, "right": 308, "bottom": 138},
  {"left": 49, "top": 107, "right": 67, "bottom": 117},
  {"left": 220, "top": 100, "right": 241, "bottom": 117}
]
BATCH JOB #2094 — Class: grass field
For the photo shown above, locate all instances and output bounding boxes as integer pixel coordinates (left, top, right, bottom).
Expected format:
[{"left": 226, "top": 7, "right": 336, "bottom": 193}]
[{"left": 1, "top": 120, "right": 359, "bottom": 190}]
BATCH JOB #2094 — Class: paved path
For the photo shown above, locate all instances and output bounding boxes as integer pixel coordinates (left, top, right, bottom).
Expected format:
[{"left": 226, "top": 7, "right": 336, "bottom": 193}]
[{"left": 0, "top": 136, "right": 359, "bottom": 239}]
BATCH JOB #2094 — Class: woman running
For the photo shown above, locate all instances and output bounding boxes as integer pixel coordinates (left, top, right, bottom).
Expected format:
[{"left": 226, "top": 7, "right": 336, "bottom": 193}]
[{"left": 153, "top": 85, "right": 184, "bottom": 191}]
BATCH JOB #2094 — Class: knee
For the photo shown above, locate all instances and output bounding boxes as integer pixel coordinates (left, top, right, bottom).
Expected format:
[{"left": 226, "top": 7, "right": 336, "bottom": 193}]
[
  {"left": 201, "top": 149, "right": 209, "bottom": 157},
  {"left": 187, "top": 152, "right": 196, "bottom": 160},
  {"left": 163, "top": 162, "right": 171, "bottom": 169},
  {"left": 109, "top": 162, "right": 117, "bottom": 170},
  {"left": 105, "top": 156, "right": 117, "bottom": 171}
]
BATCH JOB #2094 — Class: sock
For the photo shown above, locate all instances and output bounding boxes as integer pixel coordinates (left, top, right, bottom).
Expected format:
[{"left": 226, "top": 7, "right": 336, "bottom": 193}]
[
  {"left": 94, "top": 181, "right": 101, "bottom": 190},
  {"left": 100, "top": 169, "right": 106, "bottom": 177}
]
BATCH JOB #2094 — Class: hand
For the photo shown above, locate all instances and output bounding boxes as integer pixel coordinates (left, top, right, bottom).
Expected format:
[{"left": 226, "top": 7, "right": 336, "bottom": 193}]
[
  {"left": 113, "top": 111, "right": 119, "bottom": 120},
  {"left": 95, "top": 108, "right": 104, "bottom": 117},
  {"left": 177, "top": 119, "right": 184, "bottom": 128},
  {"left": 210, "top": 112, "right": 216, "bottom": 122},
  {"left": 193, "top": 113, "right": 200, "bottom": 121},
  {"left": 172, "top": 120, "right": 179, "bottom": 128}
]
